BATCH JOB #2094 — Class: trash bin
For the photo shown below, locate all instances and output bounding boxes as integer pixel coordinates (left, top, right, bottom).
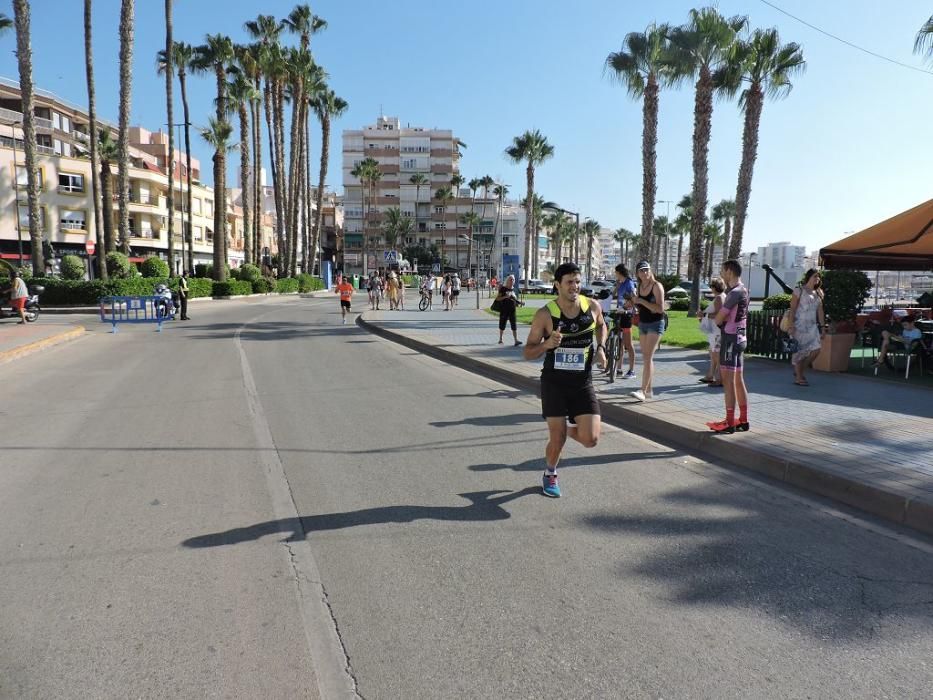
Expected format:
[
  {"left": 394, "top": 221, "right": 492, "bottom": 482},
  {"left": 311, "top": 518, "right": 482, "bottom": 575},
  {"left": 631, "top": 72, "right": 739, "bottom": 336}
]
[{"left": 353, "top": 274, "right": 361, "bottom": 289}]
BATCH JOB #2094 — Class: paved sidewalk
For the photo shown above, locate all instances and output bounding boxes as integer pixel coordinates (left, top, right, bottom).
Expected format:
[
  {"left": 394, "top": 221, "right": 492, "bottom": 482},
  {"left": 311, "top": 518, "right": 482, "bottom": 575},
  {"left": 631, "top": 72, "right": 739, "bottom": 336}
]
[
  {"left": 0, "top": 318, "right": 85, "bottom": 364},
  {"left": 358, "top": 304, "right": 933, "bottom": 536}
]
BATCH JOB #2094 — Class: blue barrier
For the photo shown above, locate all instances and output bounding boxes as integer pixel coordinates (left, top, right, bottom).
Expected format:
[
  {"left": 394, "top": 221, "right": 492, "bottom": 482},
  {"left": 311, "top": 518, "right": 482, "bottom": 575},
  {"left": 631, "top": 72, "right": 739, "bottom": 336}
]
[{"left": 99, "top": 296, "right": 174, "bottom": 333}]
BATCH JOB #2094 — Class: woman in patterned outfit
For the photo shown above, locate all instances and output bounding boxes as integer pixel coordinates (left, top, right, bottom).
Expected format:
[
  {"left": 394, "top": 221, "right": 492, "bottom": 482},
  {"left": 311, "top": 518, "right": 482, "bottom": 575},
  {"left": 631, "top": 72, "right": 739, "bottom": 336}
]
[{"left": 788, "top": 269, "right": 825, "bottom": 387}]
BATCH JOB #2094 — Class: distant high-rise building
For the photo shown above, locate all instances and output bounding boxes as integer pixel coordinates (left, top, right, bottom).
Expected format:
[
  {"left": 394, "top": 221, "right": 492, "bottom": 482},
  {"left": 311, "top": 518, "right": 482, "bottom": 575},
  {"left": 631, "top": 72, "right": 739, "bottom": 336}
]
[{"left": 756, "top": 241, "right": 807, "bottom": 269}]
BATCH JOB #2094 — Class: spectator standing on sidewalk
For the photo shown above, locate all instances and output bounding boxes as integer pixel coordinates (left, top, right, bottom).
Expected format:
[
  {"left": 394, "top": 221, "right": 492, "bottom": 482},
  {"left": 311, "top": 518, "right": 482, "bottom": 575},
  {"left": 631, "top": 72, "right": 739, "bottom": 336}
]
[
  {"left": 495, "top": 274, "right": 524, "bottom": 346},
  {"left": 489, "top": 276, "right": 498, "bottom": 298},
  {"left": 613, "top": 263, "right": 637, "bottom": 380},
  {"left": 451, "top": 273, "right": 461, "bottom": 308},
  {"left": 441, "top": 275, "right": 452, "bottom": 311},
  {"left": 629, "top": 261, "right": 665, "bottom": 401},
  {"left": 398, "top": 275, "right": 406, "bottom": 310},
  {"left": 8, "top": 270, "right": 28, "bottom": 324},
  {"left": 178, "top": 271, "right": 191, "bottom": 321},
  {"left": 699, "top": 277, "right": 726, "bottom": 385},
  {"left": 707, "top": 259, "right": 750, "bottom": 434},
  {"left": 788, "top": 268, "right": 825, "bottom": 386}
]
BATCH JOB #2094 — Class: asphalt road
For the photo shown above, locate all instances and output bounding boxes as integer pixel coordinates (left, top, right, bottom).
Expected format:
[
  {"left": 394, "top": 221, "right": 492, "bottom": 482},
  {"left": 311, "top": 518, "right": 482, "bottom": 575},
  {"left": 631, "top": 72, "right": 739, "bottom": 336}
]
[{"left": 1, "top": 293, "right": 932, "bottom": 699}]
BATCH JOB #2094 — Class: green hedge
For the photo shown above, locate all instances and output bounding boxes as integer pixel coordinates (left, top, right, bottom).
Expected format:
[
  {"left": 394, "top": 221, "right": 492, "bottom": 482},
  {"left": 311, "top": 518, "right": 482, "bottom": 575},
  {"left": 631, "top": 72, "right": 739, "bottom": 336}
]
[
  {"left": 22, "top": 276, "right": 214, "bottom": 305},
  {"left": 275, "top": 277, "right": 299, "bottom": 293},
  {"left": 297, "top": 273, "right": 324, "bottom": 292},
  {"left": 60, "top": 255, "right": 85, "bottom": 280},
  {"left": 252, "top": 277, "right": 274, "bottom": 294},
  {"left": 106, "top": 252, "right": 135, "bottom": 278},
  {"left": 762, "top": 293, "right": 792, "bottom": 311},
  {"left": 668, "top": 297, "right": 709, "bottom": 311},
  {"left": 212, "top": 280, "right": 252, "bottom": 297},
  {"left": 140, "top": 256, "right": 170, "bottom": 278},
  {"left": 237, "top": 264, "right": 262, "bottom": 283}
]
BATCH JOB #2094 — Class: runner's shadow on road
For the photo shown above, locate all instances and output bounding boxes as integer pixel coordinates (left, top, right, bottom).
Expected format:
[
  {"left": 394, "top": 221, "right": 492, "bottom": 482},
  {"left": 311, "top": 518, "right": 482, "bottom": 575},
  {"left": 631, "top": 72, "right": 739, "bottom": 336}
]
[
  {"left": 446, "top": 389, "right": 524, "bottom": 400},
  {"left": 182, "top": 488, "right": 540, "bottom": 548},
  {"left": 470, "top": 452, "right": 673, "bottom": 472},
  {"left": 430, "top": 413, "right": 541, "bottom": 428}
]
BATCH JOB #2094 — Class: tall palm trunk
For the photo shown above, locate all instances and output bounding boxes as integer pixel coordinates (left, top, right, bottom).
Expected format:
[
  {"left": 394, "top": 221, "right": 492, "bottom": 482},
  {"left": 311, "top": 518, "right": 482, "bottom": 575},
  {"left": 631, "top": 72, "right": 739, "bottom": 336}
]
[
  {"left": 117, "top": 0, "right": 133, "bottom": 255},
  {"left": 676, "top": 234, "right": 684, "bottom": 278},
  {"left": 238, "top": 100, "right": 252, "bottom": 266},
  {"left": 13, "top": 0, "right": 43, "bottom": 272},
  {"left": 164, "top": 0, "right": 174, "bottom": 275},
  {"left": 212, "top": 151, "right": 225, "bottom": 279},
  {"left": 274, "top": 81, "right": 288, "bottom": 275},
  {"left": 523, "top": 163, "right": 534, "bottom": 284},
  {"left": 214, "top": 64, "right": 229, "bottom": 270},
  {"left": 179, "top": 67, "right": 194, "bottom": 274},
  {"left": 252, "top": 94, "right": 262, "bottom": 264},
  {"left": 263, "top": 79, "right": 284, "bottom": 274},
  {"left": 729, "top": 82, "right": 763, "bottom": 260},
  {"left": 312, "top": 112, "right": 330, "bottom": 275},
  {"left": 100, "top": 161, "right": 115, "bottom": 252},
  {"left": 287, "top": 86, "right": 303, "bottom": 277},
  {"left": 721, "top": 216, "right": 732, "bottom": 265},
  {"left": 303, "top": 107, "right": 312, "bottom": 274},
  {"left": 688, "top": 65, "right": 713, "bottom": 317},
  {"left": 84, "top": 0, "right": 106, "bottom": 277},
  {"left": 639, "top": 72, "right": 659, "bottom": 261}
]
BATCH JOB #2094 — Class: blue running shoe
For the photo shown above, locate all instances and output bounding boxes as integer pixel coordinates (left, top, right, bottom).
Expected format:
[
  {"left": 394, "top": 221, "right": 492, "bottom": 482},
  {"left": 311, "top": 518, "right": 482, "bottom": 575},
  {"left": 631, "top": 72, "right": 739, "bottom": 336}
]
[
  {"left": 542, "top": 472, "right": 561, "bottom": 498},
  {"left": 623, "top": 369, "right": 636, "bottom": 379}
]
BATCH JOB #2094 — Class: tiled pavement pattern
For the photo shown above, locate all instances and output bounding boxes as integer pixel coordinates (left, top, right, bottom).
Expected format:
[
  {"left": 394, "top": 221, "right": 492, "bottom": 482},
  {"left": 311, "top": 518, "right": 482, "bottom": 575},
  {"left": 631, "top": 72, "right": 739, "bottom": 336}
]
[{"left": 359, "top": 303, "right": 933, "bottom": 532}]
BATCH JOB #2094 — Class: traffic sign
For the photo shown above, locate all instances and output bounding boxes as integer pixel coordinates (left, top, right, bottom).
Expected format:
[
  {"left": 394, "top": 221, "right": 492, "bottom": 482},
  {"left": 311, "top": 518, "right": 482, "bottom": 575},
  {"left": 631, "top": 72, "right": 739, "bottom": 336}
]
[
  {"left": 85, "top": 240, "right": 96, "bottom": 255},
  {"left": 431, "top": 262, "right": 441, "bottom": 274},
  {"left": 383, "top": 250, "right": 398, "bottom": 263}
]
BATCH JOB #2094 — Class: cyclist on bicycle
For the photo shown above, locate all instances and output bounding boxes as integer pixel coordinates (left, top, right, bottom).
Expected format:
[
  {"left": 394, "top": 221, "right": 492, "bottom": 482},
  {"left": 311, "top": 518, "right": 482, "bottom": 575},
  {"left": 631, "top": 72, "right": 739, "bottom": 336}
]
[
  {"left": 610, "top": 263, "right": 637, "bottom": 379},
  {"left": 420, "top": 275, "right": 434, "bottom": 310}
]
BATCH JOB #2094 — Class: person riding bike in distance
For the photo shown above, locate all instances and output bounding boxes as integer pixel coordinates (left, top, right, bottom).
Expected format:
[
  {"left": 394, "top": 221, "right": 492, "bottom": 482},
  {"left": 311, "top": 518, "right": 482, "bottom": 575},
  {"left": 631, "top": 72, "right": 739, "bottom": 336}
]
[{"left": 523, "top": 262, "right": 607, "bottom": 498}]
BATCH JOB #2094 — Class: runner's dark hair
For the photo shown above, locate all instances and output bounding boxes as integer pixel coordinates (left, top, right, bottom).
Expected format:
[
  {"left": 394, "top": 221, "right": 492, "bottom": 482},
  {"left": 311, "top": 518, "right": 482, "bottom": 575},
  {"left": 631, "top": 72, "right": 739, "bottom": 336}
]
[
  {"left": 614, "top": 263, "right": 630, "bottom": 278},
  {"left": 554, "top": 262, "right": 581, "bottom": 282}
]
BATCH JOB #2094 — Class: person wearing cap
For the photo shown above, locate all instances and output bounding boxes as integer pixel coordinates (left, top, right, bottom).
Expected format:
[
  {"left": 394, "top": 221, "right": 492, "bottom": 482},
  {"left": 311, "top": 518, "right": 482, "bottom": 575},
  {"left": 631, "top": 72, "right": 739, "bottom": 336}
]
[
  {"left": 707, "top": 259, "right": 751, "bottom": 434},
  {"left": 523, "top": 262, "right": 607, "bottom": 498},
  {"left": 629, "top": 260, "right": 665, "bottom": 401}
]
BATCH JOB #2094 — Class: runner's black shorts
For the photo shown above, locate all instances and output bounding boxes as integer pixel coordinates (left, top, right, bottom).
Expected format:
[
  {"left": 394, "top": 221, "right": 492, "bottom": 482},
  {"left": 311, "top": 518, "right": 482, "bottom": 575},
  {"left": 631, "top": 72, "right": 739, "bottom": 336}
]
[
  {"left": 540, "top": 376, "right": 600, "bottom": 420},
  {"left": 340, "top": 300, "right": 351, "bottom": 309}
]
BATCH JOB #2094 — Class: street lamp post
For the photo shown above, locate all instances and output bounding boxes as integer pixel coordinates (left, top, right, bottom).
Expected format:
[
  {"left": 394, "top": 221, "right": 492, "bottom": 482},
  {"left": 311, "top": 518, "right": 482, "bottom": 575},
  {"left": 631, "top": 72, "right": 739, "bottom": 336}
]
[
  {"left": 166, "top": 121, "right": 190, "bottom": 275},
  {"left": 748, "top": 252, "right": 758, "bottom": 300}
]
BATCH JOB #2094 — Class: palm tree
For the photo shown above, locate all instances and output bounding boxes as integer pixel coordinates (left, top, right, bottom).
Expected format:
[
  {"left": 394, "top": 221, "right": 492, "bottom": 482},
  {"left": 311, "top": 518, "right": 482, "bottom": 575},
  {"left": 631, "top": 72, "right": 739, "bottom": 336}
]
[
  {"left": 505, "top": 130, "right": 554, "bottom": 285},
  {"left": 97, "top": 130, "right": 120, "bottom": 254},
  {"left": 668, "top": 7, "right": 747, "bottom": 315},
  {"left": 450, "top": 174, "right": 465, "bottom": 270},
  {"left": 652, "top": 215, "right": 670, "bottom": 272},
  {"left": 283, "top": 3, "right": 327, "bottom": 50},
  {"left": 227, "top": 73, "right": 258, "bottom": 267},
  {"left": 914, "top": 14, "right": 933, "bottom": 62},
  {"left": 382, "top": 206, "right": 411, "bottom": 252},
  {"left": 460, "top": 211, "right": 481, "bottom": 275},
  {"left": 235, "top": 42, "right": 264, "bottom": 265},
  {"left": 408, "top": 172, "right": 428, "bottom": 238},
  {"left": 491, "top": 183, "right": 508, "bottom": 277},
  {"left": 12, "top": 0, "right": 43, "bottom": 272},
  {"left": 171, "top": 42, "right": 197, "bottom": 273},
  {"left": 674, "top": 193, "right": 692, "bottom": 278},
  {"left": 434, "top": 185, "right": 454, "bottom": 269},
  {"left": 711, "top": 199, "right": 736, "bottom": 267},
  {"left": 531, "top": 193, "right": 546, "bottom": 278},
  {"left": 351, "top": 157, "right": 381, "bottom": 274},
  {"left": 466, "top": 177, "right": 482, "bottom": 276},
  {"left": 83, "top": 0, "right": 106, "bottom": 277},
  {"left": 310, "top": 89, "right": 347, "bottom": 273},
  {"left": 703, "top": 221, "right": 721, "bottom": 280},
  {"left": 583, "top": 218, "right": 600, "bottom": 282},
  {"left": 117, "top": 0, "right": 134, "bottom": 254},
  {"left": 613, "top": 227, "right": 633, "bottom": 269},
  {"left": 0, "top": 14, "right": 12, "bottom": 34},
  {"left": 606, "top": 23, "right": 675, "bottom": 262},
  {"left": 163, "top": 0, "right": 175, "bottom": 274},
  {"left": 200, "top": 118, "right": 235, "bottom": 281},
  {"left": 720, "top": 28, "right": 804, "bottom": 260}
]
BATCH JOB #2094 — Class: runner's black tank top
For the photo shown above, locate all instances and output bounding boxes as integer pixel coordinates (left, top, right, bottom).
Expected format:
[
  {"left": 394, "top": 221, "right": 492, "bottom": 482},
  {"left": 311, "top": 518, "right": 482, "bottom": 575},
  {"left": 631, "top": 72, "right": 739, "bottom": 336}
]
[
  {"left": 637, "top": 283, "right": 663, "bottom": 323},
  {"left": 542, "top": 297, "right": 597, "bottom": 379}
]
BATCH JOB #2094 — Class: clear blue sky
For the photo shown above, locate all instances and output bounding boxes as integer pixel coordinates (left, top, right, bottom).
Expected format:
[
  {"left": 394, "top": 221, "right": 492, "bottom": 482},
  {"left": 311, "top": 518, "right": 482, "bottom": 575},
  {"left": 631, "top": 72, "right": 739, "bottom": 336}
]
[{"left": 3, "top": 0, "right": 932, "bottom": 255}]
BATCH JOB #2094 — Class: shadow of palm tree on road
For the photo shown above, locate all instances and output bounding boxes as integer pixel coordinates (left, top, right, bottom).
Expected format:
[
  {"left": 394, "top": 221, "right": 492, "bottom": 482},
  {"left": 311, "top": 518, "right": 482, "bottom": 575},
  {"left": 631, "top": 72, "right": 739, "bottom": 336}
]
[{"left": 182, "top": 488, "right": 540, "bottom": 548}]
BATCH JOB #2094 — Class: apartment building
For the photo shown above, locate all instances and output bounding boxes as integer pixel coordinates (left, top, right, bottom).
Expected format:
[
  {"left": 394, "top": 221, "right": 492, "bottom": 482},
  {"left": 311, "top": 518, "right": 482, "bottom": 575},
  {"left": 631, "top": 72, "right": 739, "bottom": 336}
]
[
  {"left": 756, "top": 241, "right": 807, "bottom": 270},
  {"left": 0, "top": 77, "right": 253, "bottom": 273},
  {"left": 598, "top": 228, "right": 620, "bottom": 278},
  {"left": 342, "top": 115, "right": 496, "bottom": 275}
]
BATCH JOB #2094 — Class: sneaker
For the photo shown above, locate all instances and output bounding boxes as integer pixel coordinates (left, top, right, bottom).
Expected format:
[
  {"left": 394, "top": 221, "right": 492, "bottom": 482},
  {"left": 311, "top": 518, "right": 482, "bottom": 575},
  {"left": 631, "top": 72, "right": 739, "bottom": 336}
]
[
  {"left": 706, "top": 419, "right": 735, "bottom": 434},
  {"left": 623, "top": 369, "right": 636, "bottom": 379},
  {"left": 630, "top": 390, "right": 645, "bottom": 402},
  {"left": 542, "top": 472, "right": 561, "bottom": 498},
  {"left": 342, "top": 318, "right": 347, "bottom": 325}
]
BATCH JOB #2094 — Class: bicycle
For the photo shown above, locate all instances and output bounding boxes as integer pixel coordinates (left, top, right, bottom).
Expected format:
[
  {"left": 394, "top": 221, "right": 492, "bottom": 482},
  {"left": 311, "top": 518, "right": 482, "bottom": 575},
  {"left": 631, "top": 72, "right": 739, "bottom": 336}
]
[
  {"left": 604, "top": 309, "right": 631, "bottom": 383},
  {"left": 418, "top": 289, "right": 432, "bottom": 311}
]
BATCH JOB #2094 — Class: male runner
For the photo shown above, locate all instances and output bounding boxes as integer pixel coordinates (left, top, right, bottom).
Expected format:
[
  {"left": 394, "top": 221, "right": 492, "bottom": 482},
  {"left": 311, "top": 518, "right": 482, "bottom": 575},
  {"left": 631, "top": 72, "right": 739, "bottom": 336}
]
[
  {"left": 335, "top": 276, "right": 355, "bottom": 324},
  {"left": 523, "top": 262, "right": 607, "bottom": 498},
  {"left": 707, "top": 259, "right": 750, "bottom": 434}
]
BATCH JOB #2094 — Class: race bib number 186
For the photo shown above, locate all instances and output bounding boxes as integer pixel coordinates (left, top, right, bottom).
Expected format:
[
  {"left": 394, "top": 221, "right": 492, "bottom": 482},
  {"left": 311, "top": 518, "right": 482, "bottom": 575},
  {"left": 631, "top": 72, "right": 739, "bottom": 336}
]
[{"left": 554, "top": 349, "right": 585, "bottom": 371}]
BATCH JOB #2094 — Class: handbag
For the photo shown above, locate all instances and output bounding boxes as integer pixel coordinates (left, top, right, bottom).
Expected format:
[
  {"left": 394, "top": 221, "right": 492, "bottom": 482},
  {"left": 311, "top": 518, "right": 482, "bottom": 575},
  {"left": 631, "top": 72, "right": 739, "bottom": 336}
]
[
  {"left": 490, "top": 298, "right": 502, "bottom": 313},
  {"left": 781, "top": 336, "right": 799, "bottom": 354},
  {"left": 779, "top": 309, "right": 794, "bottom": 333},
  {"left": 699, "top": 315, "right": 716, "bottom": 334}
]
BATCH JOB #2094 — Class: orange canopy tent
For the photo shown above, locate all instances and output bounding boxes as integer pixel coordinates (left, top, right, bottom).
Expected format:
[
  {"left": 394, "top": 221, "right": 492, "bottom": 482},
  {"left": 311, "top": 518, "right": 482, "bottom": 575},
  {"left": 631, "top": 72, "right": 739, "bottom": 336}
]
[{"left": 820, "top": 197, "right": 933, "bottom": 270}]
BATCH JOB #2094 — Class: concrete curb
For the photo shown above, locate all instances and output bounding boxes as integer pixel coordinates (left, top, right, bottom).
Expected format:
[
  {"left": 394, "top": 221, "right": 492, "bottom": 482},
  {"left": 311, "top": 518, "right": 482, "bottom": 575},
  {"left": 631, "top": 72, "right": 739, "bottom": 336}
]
[
  {"left": 0, "top": 325, "right": 86, "bottom": 365},
  {"left": 357, "top": 315, "right": 933, "bottom": 538}
]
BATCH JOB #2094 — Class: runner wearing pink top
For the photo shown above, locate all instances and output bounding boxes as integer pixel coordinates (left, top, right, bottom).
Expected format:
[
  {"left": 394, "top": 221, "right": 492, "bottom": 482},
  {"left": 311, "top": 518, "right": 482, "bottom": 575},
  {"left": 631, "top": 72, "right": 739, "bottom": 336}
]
[{"left": 707, "top": 259, "right": 750, "bottom": 434}]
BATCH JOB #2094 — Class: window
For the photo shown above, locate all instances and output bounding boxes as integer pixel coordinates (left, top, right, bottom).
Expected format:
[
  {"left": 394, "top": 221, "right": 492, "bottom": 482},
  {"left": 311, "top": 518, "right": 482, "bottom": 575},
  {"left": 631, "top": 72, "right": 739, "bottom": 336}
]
[
  {"left": 192, "top": 198, "right": 202, "bottom": 215},
  {"left": 205, "top": 200, "right": 214, "bottom": 217},
  {"left": 434, "top": 206, "right": 444, "bottom": 214},
  {"left": 15, "top": 165, "right": 43, "bottom": 187},
  {"left": 434, "top": 223, "right": 446, "bottom": 230},
  {"left": 405, "top": 236, "right": 415, "bottom": 245},
  {"left": 60, "top": 209, "right": 87, "bottom": 231},
  {"left": 502, "top": 236, "right": 510, "bottom": 247},
  {"left": 58, "top": 172, "right": 85, "bottom": 193},
  {"left": 194, "top": 225, "right": 203, "bottom": 240},
  {"left": 402, "top": 159, "right": 417, "bottom": 169},
  {"left": 17, "top": 203, "right": 47, "bottom": 230}
]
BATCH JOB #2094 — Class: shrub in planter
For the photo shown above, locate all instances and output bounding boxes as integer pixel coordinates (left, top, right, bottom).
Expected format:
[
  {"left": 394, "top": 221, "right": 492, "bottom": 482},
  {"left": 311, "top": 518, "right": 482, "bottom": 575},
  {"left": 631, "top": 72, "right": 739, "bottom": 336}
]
[
  {"left": 237, "top": 263, "right": 262, "bottom": 283},
  {"left": 275, "top": 277, "right": 299, "bottom": 293},
  {"left": 185, "top": 278, "right": 213, "bottom": 298},
  {"left": 656, "top": 274, "right": 681, "bottom": 292},
  {"left": 252, "top": 277, "right": 274, "bottom": 294},
  {"left": 60, "top": 254, "right": 85, "bottom": 280},
  {"left": 821, "top": 269, "right": 872, "bottom": 333},
  {"left": 668, "top": 297, "right": 709, "bottom": 312},
  {"left": 140, "top": 256, "right": 170, "bottom": 278},
  {"left": 194, "top": 264, "right": 211, "bottom": 278},
  {"left": 297, "top": 273, "right": 324, "bottom": 292},
  {"left": 106, "top": 252, "right": 134, "bottom": 278},
  {"left": 762, "top": 293, "right": 792, "bottom": 312}
]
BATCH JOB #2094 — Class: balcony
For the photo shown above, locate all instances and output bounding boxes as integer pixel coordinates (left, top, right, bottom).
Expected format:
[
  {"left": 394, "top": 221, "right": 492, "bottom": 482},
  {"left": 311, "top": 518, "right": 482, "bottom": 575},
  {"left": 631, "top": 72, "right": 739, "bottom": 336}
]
[
  {"left": 129, "top": 228, "right": 156, "bottom": 239},
  {"left": 72, "top": 130, "right": 90, "bottom": 143},
  {"left": 36, "top": 144, "right": 54, "bottom": 155}
]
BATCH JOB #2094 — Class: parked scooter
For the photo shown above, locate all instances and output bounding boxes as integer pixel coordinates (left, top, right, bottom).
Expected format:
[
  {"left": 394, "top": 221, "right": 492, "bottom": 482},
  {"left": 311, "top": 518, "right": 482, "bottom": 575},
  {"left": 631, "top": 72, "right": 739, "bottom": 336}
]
[
  {"left": 0, "top": 284, "right": 42, "bottom": 323},
  {"left": 153, "top": 284, "right": 178, "bottom": 320}
]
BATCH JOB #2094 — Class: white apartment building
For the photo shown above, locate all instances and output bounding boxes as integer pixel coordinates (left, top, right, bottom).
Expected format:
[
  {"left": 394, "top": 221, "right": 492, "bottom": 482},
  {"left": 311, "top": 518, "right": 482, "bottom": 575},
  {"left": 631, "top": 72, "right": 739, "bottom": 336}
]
[
  {"left": 598, "top": 228, "right": 620, "bottom": 277},
  {"left": 342, "top": 115, "right": 497, "bottom": 276},
  {"left": 756, "top": 241, "right": 807, "bottom": 269}
]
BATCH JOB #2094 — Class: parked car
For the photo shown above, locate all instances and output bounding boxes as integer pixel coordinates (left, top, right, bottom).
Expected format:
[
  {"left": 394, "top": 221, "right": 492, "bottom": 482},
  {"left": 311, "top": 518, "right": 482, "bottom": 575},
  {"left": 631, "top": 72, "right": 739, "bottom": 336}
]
[
  {"left": 678, "top": 281, "right": 714, "bottom": 299},
  {"left": 518, "top": 278, "right": 552, "bottom": 294},
  {"left": 667, "top": 286, "right": 689, "bottom": 298}
]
